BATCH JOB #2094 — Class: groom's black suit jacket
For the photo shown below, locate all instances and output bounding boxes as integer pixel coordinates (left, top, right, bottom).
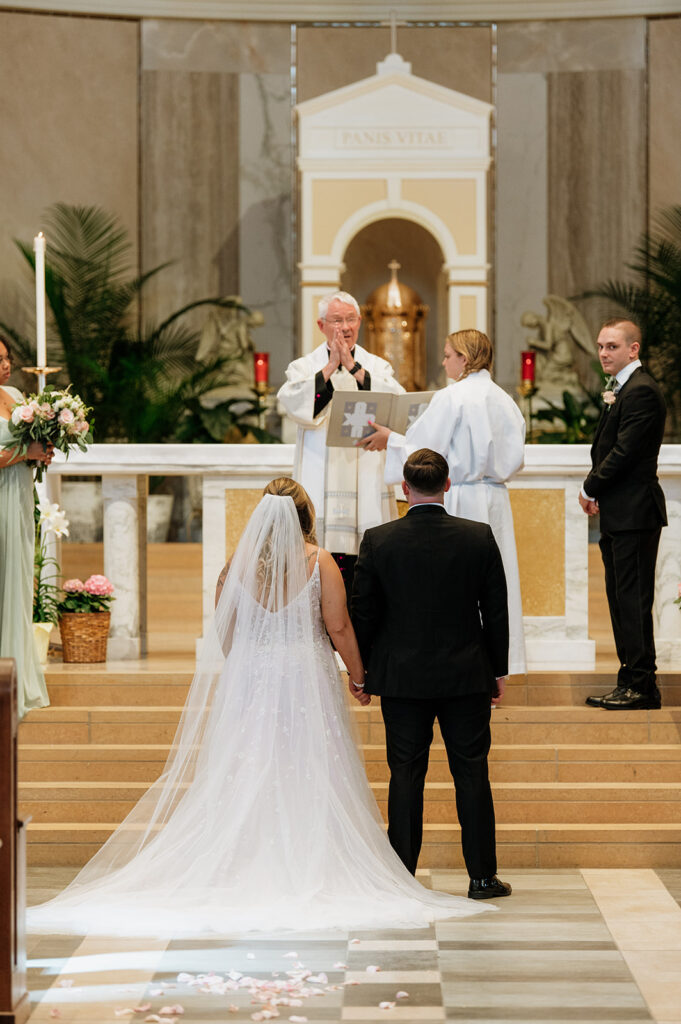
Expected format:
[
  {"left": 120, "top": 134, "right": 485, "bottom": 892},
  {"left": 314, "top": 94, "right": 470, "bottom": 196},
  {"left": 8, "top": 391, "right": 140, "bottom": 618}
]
[
  {"left": 351, "top": 504, "right": 509, "bottom": 699},
  {"left": 584, "top": 366, "right": 666, "bottom": 532}
]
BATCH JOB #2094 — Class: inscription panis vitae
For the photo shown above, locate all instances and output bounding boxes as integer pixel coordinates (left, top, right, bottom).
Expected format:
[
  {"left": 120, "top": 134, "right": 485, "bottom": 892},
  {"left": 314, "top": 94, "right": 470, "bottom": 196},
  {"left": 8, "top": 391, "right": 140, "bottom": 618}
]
[{"left": 338, "top": 128, "right": 450, "bottom": 148}]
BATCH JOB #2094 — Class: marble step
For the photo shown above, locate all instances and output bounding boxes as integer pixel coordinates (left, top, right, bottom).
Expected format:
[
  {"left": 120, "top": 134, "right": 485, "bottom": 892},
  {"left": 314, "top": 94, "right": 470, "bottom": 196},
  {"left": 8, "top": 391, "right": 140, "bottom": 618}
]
[
  {"left": 18, "top": 742, "right": 681, "bottom": 784},
  {"left": 19, "top": 704, "right": 681, "bottom": 747},
  {"left": 24, "top": 821, "right": 681, "bottom": 869},
  {"left": 41, "top": 669, "right": 681, "bottom": 707},
  {"left": 19, "top": 779, "right": 681, "bottom": 827}
]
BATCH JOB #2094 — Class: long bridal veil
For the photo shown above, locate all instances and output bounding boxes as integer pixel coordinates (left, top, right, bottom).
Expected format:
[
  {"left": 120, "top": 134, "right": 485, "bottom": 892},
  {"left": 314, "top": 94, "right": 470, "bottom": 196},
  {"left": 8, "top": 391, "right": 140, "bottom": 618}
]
[{"left": 29, "top": 493, "right": 487, "bottom": 937}]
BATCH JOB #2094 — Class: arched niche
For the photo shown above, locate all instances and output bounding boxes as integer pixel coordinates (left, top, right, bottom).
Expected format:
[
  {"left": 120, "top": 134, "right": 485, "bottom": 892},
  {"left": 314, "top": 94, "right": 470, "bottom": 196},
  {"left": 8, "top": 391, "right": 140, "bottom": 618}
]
[
  {"left": 296, "top": 53, "right": 492, "bottom": 359},
  {"left": 341, "top": 217, "right": 447, "bottom": 388}
]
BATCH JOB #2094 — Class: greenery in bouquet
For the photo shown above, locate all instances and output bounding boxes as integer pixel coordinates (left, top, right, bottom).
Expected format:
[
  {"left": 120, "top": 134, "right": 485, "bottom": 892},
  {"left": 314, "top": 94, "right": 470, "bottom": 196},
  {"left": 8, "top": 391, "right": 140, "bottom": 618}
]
[
  {"left": 33, "top": 497, "right": 69, "bottom": 625},
  {"left": 58, "top": 575, "right": 115, "bottom": 615},
  {"left": 4, "top": 385, "right": 92, "bottom": 481}
]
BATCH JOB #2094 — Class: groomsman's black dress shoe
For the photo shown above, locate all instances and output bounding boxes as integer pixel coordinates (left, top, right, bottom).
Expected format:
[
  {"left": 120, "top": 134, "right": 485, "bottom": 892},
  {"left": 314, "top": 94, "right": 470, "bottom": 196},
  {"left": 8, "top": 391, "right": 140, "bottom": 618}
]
[
  {"left": 600, "top": 687, "right": 661, "bottom": 710},
  {"left": 468, "top": 876, "right": 512, "bottom": 900},
  {"left": 585, "top": 686, "right": 627, "bottom": 708}
]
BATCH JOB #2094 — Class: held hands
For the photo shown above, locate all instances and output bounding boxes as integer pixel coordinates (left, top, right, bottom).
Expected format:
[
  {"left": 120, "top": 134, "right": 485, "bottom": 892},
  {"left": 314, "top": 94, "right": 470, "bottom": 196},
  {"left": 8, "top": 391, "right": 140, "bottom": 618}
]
[
  {"left": 356, "top": 421, "right": 390, "bottom": 451},
  {"left": 349, "top": 678, "right": 371, "bottom": 706},
  {"left": 491, "top": 676, "right": 506, "bottom": 706},
  {"left": 578, "top": 493, "right": 599, "bottom": 517}
]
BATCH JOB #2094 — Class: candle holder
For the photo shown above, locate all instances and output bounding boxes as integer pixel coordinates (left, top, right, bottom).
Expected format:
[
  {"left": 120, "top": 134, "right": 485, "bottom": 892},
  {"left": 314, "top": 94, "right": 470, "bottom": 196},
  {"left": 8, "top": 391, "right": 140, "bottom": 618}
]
[
  {"left": 517, "top": 380, "right": 538, "bottom": 441},
  {"left": 21, "top": 366, "right": 62, "bottom": 390},
  {"left": 254, "top": 381, "right": 272, "bottom": 430}
]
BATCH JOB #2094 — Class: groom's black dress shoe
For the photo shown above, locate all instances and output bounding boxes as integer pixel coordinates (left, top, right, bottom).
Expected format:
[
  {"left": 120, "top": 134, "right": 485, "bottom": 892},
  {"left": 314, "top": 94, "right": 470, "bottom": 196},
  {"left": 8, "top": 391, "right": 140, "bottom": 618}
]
[
  {"left": 585, "top": 686, "right": 627, "bottom": 708},
  {"left": 468, "top": 876, "right": 512, "bottom": 900},
  {"left": 600, "top": 687, "right": 661, "bottom": 710}
]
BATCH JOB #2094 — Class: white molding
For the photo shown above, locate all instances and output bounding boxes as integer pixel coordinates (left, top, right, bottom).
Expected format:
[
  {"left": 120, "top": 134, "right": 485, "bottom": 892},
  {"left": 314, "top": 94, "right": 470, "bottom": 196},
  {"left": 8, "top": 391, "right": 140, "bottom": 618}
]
[{"left": 2, "top": 1, "right": 680, "bottom": 22}]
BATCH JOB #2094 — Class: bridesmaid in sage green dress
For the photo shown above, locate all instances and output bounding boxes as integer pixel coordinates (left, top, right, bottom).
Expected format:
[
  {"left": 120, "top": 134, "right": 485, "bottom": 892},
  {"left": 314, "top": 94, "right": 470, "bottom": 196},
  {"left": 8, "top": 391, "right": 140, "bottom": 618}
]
[{"left": 0, "top": 336, "right": 53, "bottom": 718}]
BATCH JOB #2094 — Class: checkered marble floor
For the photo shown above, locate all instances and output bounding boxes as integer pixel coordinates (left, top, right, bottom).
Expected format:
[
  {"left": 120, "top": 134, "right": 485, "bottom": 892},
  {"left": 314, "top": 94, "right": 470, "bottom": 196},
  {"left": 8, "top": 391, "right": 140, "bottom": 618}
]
[{"left": 26, "top": 869, "right": 681, "bottom": 1024}]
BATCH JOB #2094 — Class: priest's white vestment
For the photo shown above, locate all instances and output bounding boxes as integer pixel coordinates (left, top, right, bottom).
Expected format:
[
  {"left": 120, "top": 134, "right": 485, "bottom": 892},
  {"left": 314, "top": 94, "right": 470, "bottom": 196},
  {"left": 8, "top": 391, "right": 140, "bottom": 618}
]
[
  {"left": 384, "top": 369, "right": 527, "bottom": 675},
  {"left": 278, "top": 342, "right": 404, "bottom": 553}
]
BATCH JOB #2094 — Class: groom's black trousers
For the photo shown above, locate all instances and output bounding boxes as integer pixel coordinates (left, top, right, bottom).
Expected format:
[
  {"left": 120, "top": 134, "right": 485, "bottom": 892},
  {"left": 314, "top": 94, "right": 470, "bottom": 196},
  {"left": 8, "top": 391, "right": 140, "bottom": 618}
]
[{"left": 380, "top": 692, "right": 497, "bottom": 879}]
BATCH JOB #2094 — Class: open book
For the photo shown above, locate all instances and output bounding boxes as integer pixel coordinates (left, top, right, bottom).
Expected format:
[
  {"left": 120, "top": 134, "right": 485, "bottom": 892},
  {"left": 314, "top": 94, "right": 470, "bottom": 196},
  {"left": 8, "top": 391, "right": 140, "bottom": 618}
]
[{"left": 326, "top": 390, "right": 435, "bottom": 448}]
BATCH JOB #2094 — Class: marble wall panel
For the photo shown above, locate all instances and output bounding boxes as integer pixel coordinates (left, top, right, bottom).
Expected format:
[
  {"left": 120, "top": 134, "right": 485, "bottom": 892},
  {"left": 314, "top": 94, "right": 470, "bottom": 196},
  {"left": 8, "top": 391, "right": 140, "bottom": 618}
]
[
  {"left": 547, "top": 68, "right": 646, "bottom": 338},
  {"left": 649, "top": 17, "right": 681, "bottom": 220},
  {"left": 238, "top": 72, "right": 294, "bottom": 387},
  {"left": 498, "top": 18, "right": 646, "bottom": 74},
  {"left": 140, "top": 20, "right": 294, "bottom": 380},
  {"left": 0, "top": 11, "right": 138, "bottom": 337},
  {"left": 140, "top": 69, "right": 240, "bottom": 326},
  {"left": 142, "top": 18, "right": 291, "bottom": 73},
  {"left": 296, "top": 25, "right": 492, "bottom": 104}
]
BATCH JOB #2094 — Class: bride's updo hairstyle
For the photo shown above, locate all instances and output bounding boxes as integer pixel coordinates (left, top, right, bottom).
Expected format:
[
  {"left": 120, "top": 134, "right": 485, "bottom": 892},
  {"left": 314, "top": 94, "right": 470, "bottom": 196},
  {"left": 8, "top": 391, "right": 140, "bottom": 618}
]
[
  {"left": 263, "top": 477, "right": 317, "bottom": 544},
  {"left": 447, "top": 329, "right": 493, "bottom": 380}
]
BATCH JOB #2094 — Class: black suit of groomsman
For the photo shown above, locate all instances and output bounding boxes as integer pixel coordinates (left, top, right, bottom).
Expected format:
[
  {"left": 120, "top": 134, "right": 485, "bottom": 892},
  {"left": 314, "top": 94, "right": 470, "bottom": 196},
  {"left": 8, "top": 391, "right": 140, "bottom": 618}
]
[
  {"left": 350, "top": 448, "right": 511, "bottom": 900},
  {"left": 581, "top": 319, "right": 667, "bottom": 711}
]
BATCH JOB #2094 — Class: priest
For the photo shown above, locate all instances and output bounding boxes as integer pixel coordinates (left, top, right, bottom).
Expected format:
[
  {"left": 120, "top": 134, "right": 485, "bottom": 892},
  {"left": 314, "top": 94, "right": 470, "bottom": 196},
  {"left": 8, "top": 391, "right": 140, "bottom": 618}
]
[{"left": 277, "top": 291, "right": 404, "bottom": 597}]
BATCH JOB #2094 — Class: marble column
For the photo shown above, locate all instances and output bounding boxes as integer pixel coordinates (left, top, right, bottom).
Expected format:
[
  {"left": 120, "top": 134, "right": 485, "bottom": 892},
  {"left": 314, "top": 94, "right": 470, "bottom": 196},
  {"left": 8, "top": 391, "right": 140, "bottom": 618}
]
[
  {"left": 655, "top": 475, "right": 681, "bottom": 666},
  {"left": 102, "top": 476, "right": 144, "bottom": 660}
]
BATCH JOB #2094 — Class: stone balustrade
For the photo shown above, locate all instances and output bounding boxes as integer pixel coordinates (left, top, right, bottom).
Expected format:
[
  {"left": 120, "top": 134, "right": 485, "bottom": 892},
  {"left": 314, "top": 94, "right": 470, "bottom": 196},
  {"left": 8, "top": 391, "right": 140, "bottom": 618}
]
[{"left": 45, "top": 444, "right": 681, "bottom": 668}]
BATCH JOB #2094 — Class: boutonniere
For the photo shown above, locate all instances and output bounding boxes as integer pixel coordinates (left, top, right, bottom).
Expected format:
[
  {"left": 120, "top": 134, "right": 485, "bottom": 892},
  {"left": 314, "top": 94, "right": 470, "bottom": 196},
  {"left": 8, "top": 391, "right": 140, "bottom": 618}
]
[{"left": 602, "top": 390, "right": 616, "bottom": 408}]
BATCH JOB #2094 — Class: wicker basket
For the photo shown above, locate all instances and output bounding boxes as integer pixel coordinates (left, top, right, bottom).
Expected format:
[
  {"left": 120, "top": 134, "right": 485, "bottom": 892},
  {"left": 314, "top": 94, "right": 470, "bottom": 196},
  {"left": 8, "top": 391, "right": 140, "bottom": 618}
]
[{"left": 59, "top": 612, "right": 111, "bottom": 663}]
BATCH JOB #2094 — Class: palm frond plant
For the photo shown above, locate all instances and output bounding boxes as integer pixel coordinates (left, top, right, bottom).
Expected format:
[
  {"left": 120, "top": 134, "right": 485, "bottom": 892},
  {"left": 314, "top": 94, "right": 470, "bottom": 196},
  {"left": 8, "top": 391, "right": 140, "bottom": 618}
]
[
  {"left": 534, "top": 388, "right": 604, "bottom": 444},
  {"left": 582, "top": 205, "right": 681, "bottom": 439},
  {"left": 0, "top": 203, "right": 253, "bottom": 442}
]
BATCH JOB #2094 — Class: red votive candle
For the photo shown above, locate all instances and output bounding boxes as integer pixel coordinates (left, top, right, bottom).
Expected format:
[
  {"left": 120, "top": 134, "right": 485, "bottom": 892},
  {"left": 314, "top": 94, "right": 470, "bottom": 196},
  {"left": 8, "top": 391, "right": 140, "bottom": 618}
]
[
  {"left": 521, "top": 350, "right": 536, "bottom": 383},
  {"left": 254, "top": 352, "right": 269, "bottom": 385}
]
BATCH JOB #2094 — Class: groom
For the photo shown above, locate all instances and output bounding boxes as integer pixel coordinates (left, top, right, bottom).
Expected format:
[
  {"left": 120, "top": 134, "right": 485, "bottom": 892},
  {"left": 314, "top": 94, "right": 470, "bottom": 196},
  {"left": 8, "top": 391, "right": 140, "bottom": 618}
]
[{"left": 351, "top": 448, "right": 511, "bottom": 899}]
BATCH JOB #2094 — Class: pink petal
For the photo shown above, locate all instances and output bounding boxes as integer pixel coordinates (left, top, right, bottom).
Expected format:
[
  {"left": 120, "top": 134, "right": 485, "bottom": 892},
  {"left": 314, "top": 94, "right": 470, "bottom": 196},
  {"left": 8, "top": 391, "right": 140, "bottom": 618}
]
[
  {"left": 114, "top": 1011, "right": 135, "bottom": 1018},
  {"left": 290, "top": 1018, "right": 308, "bottom": 1023},
  {"left": 350, "top": 938, "right": 360, "bottom": 944},
  {"left": 333, "top": 962, "right": 348, "bottom": 969},
  {"left": 49, "top": 1012, "right": 61, "bottom": 1019},
  {"left": 282, "top": 952, "right": 298, "bottom": 959},
  {"left": 229, "top": 1007, "right": 239, "bottom": 1014},
  {"left": 134, "top": 1005, "right": 152, "bottom": 1013},
  {"left": 176, "top": 973, "right": 193, "bottom": 984},
  {"left": 379, "top": 1001, "right": 396, "bottom": 1010},
  {"left": 159, "top": 1007, "right": 184, "bottom": 1016},
  {"left": 366, "top": 965, "right": 381, "bottom": 973},
  {"left": 396, "top": 990, "right": 409, "bottom": 998}
]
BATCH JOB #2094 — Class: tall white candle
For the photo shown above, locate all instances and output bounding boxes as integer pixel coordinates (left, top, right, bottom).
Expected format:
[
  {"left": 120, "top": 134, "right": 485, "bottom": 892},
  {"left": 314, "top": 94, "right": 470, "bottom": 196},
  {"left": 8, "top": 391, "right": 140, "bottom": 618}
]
[{"left": 34, "top": 232, "right": 47, "bottom": 373}]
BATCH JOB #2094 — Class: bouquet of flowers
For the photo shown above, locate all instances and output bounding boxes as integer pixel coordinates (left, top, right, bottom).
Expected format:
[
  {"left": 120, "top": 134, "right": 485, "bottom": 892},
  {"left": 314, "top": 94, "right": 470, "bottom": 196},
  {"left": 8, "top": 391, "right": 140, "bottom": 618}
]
[
  {"left": 58, "top": 575, "right": 115, "bottom": 614},
  {"left": 3, "top": 385, "right": 92, "bottom": 481}
]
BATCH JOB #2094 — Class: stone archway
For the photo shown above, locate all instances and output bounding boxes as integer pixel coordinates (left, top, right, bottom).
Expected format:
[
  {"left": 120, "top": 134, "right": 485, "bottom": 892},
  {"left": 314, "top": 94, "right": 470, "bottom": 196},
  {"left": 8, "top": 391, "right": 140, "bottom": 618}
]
[{"left": 341, "top": 217, "right": 447, "bottom": 387}]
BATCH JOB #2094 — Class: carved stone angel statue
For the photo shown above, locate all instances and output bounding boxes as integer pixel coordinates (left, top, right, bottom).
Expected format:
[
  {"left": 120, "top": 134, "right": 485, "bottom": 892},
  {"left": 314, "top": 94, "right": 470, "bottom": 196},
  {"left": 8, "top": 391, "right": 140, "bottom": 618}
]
[
  {"left": 521, "top": 296, "right": 597, "bottom": 398},
  {"left": 196, "top": 300, "right": 265, "bottom": 404}
]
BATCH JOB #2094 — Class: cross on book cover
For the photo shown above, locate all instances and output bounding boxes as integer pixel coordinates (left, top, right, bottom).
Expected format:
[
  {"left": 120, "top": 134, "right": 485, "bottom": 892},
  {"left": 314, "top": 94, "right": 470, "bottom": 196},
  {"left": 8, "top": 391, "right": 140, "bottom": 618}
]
[{"left": 326, "top": 391, "right": 434, "bottom": 447}]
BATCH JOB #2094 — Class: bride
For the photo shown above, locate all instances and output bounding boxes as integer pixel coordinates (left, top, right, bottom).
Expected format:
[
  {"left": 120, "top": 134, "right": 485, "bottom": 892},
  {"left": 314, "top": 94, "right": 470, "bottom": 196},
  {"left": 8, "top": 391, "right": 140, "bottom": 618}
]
[{"left": 28, "top": 477, "right": 488, "bottom": 936}]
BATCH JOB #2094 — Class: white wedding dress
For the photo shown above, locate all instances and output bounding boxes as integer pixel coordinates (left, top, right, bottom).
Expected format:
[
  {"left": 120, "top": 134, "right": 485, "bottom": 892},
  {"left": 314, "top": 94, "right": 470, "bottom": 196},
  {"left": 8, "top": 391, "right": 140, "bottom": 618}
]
[{"left": 28, "top": 495, "right": 488, "bottom": 937}]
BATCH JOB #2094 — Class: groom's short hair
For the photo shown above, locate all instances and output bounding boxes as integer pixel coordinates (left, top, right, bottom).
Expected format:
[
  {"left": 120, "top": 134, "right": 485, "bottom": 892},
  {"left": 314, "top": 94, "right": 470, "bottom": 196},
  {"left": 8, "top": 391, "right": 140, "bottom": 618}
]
[{"left": 403, "top": 449, "right": 449, "bottom": 495}]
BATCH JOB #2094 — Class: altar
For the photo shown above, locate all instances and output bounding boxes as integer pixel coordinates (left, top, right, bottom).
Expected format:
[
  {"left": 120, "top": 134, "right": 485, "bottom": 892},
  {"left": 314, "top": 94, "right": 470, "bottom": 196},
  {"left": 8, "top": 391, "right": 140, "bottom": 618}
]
[{"left": 45, "top": 443, "right": 681, "bottom": 670}]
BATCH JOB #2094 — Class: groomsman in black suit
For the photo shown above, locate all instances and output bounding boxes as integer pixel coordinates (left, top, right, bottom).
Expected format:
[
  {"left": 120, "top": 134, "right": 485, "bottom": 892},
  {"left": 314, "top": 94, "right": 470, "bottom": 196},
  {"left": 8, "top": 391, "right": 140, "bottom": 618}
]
[
  {"left": 580, "top": 319, "right": 667, "bottom": 710},
  {"left": 351, "top": 448, "right": 511, "bottom": 900}
]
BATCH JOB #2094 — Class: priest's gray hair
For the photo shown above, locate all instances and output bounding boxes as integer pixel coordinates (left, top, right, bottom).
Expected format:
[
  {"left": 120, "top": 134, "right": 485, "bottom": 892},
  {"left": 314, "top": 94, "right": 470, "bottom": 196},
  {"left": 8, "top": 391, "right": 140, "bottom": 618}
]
[{"left": 318, "top": 291, "right": 361, "bottom": 320}]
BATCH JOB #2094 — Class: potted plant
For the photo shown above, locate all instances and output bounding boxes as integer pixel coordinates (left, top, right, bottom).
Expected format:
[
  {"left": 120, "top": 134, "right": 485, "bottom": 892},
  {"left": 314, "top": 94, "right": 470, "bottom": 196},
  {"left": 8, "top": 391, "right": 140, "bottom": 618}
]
[
  {"left": 33, "top": 497, "right": 69, "bottom": 666},
  {"left": 58, "top": 575, "right": 115, "bottom": 663}
]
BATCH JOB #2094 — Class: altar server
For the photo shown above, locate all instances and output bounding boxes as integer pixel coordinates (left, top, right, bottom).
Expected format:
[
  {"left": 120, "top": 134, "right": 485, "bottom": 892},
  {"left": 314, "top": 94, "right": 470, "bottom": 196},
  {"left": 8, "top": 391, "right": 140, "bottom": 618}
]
[
  {"left": 277, "top": 291, "right": 403, "bottom": 596},
  {"left": 359, "top": 329, "right": 527, "bottom": 675}
]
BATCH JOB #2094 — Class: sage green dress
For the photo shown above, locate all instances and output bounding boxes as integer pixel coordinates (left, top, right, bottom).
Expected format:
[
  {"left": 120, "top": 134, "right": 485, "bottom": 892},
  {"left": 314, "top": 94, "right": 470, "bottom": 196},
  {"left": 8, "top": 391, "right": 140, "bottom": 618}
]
[{"left": 0, "top": 385, "right": 50, "bottom": 719}]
